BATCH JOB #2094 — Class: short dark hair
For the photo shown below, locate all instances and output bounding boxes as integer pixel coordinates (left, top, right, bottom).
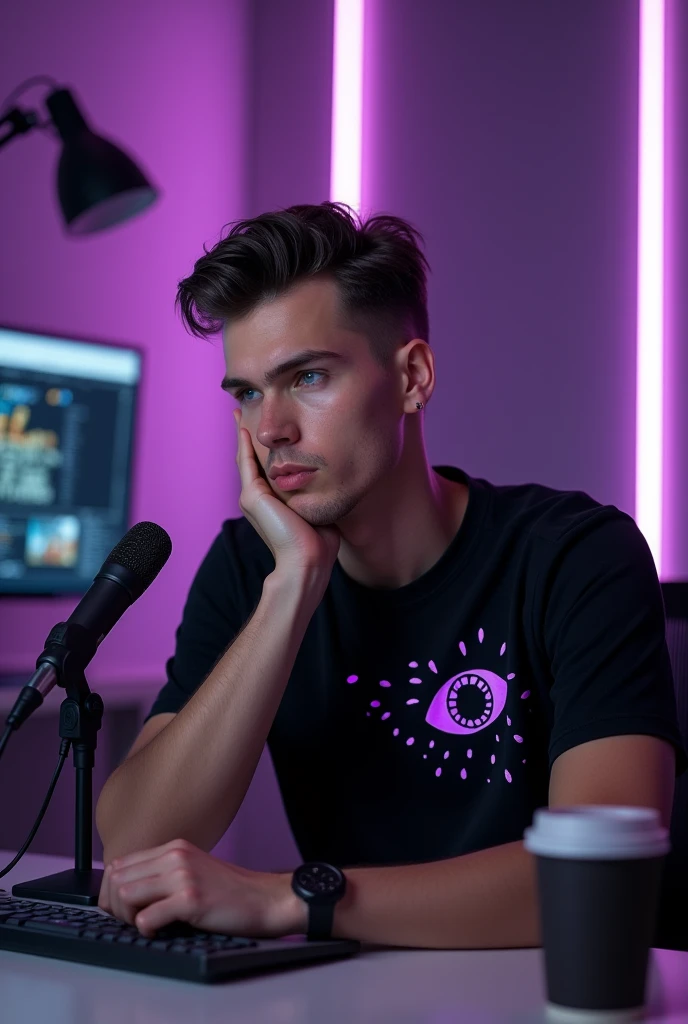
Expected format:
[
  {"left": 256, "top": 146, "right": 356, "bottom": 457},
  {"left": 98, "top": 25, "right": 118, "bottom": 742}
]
[{"left": 175, "top": 201, "right": 430, "bottom": 369}]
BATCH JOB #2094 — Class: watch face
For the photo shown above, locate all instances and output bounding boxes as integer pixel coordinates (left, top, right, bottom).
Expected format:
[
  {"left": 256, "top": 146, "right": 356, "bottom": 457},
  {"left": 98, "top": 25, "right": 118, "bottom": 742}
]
[{"left": 294, "top": 863, "right": 342, "bottom": 896}]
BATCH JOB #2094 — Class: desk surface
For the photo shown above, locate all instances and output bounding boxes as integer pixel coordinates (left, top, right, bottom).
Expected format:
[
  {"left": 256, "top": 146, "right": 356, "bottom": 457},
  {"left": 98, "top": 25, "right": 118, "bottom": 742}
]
[{"left": 1, "top": 851, "right": 688, "bottom": 1023}]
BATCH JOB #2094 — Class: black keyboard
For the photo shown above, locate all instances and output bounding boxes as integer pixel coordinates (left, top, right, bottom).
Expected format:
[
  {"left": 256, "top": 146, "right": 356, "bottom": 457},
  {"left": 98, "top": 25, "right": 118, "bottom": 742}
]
[{"left": 0, "top": 890, "right": 359, "bottom": 983}]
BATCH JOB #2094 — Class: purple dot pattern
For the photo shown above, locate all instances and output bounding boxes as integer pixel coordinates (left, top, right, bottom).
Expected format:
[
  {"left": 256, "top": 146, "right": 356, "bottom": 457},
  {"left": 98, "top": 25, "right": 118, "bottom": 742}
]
[{"left": 346, "top": 632, "right": 528, "bottom": 786}]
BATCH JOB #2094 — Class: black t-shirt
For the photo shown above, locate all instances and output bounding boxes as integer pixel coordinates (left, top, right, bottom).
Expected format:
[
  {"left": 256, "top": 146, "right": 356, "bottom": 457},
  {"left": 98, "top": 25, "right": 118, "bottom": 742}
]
[{"left": 145, "top": 466, "right": 688, "bottom": 868}]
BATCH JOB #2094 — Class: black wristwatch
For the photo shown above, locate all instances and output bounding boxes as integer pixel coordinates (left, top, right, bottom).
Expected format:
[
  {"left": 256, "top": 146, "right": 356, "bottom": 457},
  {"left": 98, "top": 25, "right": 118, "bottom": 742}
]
[{"left": 291, "top": 862, "right": 346, "bottom": 941}]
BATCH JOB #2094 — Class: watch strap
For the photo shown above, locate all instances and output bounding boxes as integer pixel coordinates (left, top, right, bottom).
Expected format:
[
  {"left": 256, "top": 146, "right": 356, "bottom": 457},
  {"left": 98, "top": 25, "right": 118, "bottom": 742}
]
[{"left": 307, "top": 900, "right": 335, "bottom": 941}]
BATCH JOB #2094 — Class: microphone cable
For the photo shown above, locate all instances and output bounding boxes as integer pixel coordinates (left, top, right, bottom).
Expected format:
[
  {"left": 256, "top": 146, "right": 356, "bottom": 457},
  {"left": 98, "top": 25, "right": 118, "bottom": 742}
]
[{"left": 0, "top": 737, "right": 72, "bottom": 879}]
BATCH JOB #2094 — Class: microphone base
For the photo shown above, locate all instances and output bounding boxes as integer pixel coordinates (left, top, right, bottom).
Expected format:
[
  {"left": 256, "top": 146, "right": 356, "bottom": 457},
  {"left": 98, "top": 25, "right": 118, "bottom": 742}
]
[{"left": 12, "top": 867, "right": 104, "bottom": 906}]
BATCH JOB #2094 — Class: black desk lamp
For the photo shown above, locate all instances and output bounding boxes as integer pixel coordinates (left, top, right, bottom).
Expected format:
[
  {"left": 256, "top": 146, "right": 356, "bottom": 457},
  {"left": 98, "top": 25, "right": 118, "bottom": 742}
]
[{"left": 0, "top": 75, "right": 158, "bottom": 233}]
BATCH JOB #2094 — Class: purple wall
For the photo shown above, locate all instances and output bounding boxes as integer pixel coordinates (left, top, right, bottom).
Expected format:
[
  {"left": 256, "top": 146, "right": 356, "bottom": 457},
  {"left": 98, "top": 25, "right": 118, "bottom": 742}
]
[
  {"left": 248, "top": 0, "right": 334, "bottom": 218},
  {"left": 0, "top": 0, "right": 248, "bottom": 681},
  {"left": 363, "top": 0, "right": 640, "bottom": 515}
]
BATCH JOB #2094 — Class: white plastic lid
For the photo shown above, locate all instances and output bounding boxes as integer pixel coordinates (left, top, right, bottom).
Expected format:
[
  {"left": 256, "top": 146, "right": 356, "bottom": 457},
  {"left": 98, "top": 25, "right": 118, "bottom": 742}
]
[{"left": 523, "top": 805, "right": 670, "bottom": 860}]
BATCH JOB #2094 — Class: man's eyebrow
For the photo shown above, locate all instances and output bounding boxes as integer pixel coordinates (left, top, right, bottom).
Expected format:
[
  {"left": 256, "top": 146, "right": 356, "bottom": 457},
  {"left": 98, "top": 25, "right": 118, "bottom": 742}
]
[{"left": 221, "top": 349, "right": 345, "bottom": 392}]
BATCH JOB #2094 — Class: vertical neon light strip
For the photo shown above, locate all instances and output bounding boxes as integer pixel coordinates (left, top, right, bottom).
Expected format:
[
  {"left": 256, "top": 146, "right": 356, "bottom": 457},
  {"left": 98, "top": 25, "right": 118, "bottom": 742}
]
[
  {"left": 636, "top": 0, "right": 665, "bottom": 572},
  {"left": 330, "top": 0, "right": 365, "bottom": 211}
]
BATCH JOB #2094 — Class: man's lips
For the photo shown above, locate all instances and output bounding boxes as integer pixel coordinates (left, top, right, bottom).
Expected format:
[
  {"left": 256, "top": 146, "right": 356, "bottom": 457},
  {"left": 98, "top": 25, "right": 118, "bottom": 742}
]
[
  {"left": 271, "top": 469, "right": 318, "bottom": 490},
  {"left": 268, "top": 464, "right": 315, "bottom": 480}
]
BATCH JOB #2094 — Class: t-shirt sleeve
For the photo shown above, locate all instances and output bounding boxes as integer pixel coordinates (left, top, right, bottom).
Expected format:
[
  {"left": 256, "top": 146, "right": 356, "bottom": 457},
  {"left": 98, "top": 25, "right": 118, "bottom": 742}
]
[
  {"left": 541, "top": 510, "right": 688, "bottom": 778},
  {"left": 143, "top": 526, "right": 248, "bottom": 723}
]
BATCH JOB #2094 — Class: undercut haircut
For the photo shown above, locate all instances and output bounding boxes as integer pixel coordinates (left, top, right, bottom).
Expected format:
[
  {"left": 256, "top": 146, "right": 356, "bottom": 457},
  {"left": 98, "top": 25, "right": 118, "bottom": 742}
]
[{"left": 175, "top": 201, "right": 430, "bottom": 369}]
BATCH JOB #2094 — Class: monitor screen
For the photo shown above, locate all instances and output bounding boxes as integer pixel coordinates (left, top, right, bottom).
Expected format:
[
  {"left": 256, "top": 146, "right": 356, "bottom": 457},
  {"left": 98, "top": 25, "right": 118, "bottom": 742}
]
[{"left": 0, "top": 325, "right": 142, "bottom": 596}]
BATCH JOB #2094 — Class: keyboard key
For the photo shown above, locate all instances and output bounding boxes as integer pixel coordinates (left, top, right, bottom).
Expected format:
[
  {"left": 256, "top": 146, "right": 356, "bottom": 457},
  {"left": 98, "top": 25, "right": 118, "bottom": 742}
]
[{"left": 23, "top": 920, "right": 84, "bottom": 937}]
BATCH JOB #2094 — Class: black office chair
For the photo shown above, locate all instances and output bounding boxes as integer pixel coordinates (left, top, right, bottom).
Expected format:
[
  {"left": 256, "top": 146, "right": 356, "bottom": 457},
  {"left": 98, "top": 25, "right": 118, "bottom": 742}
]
[{"left": 655, "top": 581, "right": 688, "bottom": 950}]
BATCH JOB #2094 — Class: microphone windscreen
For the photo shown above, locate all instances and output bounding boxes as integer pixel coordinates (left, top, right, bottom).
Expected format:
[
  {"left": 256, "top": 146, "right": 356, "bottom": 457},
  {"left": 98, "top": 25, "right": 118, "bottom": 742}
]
[{"left": 101, "top": 521, "right": 172, "bottom": 592}]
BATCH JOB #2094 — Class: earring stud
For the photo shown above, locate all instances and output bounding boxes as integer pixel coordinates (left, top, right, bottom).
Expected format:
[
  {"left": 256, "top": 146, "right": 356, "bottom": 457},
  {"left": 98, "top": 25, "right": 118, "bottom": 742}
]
[{"left": 416, "top": 401, "right": 424, "bottom": 410}]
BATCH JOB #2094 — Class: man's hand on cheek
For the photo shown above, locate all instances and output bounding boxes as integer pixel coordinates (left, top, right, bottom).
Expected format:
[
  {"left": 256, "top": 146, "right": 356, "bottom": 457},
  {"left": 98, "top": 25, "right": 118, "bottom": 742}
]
[{"left": 97, "top": 838, "right": 306, "bottom": 939}]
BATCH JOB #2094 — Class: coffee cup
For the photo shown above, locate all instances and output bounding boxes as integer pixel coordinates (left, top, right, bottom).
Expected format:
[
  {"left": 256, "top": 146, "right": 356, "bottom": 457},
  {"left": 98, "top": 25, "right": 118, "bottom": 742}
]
[{"left": 523, "top": 805, "right": 670, "bottom": 1022}]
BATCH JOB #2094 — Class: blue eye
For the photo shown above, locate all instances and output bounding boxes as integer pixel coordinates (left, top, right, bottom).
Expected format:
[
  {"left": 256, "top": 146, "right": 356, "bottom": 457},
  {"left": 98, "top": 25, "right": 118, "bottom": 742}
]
[
  {"left": 425, "top": 669, "right": 508, "bottom": 735},
  {"left": 236, "top": 370, "right": 324, "bottom": 404}
]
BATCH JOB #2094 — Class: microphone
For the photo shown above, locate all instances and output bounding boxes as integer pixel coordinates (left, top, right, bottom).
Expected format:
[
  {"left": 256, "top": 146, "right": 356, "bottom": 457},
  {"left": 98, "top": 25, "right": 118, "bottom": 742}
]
[{"left": 5, "top": 521, "right": 172, "bottom": 730}]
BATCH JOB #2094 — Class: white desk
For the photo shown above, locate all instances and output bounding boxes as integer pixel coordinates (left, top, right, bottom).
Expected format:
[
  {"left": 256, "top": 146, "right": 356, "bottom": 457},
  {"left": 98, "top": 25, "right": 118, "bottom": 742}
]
[{"left": 1, "top": 852, "right": 688, "bottom": 1022}]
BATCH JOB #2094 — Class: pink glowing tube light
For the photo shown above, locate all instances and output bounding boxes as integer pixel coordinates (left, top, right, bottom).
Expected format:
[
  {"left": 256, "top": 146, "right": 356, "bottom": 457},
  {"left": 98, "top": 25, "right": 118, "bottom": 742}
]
[
  {"left": 635, "top": 0, "right": 665, "bottom": 573},
  {"left": 330, "top": 0, "right": 365, "bottom": 211}
]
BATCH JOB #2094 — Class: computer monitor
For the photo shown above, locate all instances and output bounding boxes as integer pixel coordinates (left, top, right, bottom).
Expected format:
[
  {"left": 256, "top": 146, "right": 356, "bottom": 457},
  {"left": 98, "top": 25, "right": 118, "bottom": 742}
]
[{"left": 0, "top": 324, "right": 142, "bottom": 596}]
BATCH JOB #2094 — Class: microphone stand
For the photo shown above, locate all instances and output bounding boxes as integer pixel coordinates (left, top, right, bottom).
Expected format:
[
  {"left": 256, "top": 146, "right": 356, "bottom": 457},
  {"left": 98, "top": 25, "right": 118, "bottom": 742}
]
[{"left": 12, "top": 622, "right": 105, "bottom": 905}]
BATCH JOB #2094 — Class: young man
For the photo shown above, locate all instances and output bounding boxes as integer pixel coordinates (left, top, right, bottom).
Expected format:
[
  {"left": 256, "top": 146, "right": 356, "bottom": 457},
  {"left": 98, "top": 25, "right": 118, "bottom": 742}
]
[{"left": 95, "top": 202, "right": 686, "bottom": 949}]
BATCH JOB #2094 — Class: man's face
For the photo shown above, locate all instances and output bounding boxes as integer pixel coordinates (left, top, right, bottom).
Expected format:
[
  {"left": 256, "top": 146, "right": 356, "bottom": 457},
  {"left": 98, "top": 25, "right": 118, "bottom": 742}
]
[{"left": 222, "top": 275, "right": 406, "bottom": 528}]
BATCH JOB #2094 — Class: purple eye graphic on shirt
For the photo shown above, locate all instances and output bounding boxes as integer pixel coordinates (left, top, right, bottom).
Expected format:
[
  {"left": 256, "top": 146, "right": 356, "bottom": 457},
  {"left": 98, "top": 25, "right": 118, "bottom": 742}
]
[
  {"left": 425, "top": 670, "right": 508, "bottom": 735},
  {"left": 345, "top": 628, "right": 529, "bottom": 784}
]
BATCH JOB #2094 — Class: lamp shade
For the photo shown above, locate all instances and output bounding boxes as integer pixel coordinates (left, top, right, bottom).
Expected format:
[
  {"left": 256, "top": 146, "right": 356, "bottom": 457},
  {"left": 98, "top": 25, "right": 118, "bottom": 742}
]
[{"left": 46, "top": 88, "right": 158, "bottom": 235}]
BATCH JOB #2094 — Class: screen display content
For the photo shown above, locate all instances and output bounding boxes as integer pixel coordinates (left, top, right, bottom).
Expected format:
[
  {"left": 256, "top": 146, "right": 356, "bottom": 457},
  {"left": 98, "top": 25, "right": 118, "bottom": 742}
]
[{"left": 0, "top": 326, "right": 141, "bottom": 596}]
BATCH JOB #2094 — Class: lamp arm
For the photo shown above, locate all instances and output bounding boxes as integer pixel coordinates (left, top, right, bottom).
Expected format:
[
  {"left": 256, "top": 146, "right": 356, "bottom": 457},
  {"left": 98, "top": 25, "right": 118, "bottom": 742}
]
[{"left": 0, "top": 107, "right": 39, "bottom": 152}]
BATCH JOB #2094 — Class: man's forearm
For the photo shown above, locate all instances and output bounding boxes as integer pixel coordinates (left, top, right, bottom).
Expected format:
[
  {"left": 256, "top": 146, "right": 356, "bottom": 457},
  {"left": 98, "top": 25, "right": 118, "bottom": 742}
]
[
  {"left": 97, "top": 570, "right": 324, "bottom": 860},
  {"left": 304, "top": 840, "right": 542, "bottom": 949}
]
